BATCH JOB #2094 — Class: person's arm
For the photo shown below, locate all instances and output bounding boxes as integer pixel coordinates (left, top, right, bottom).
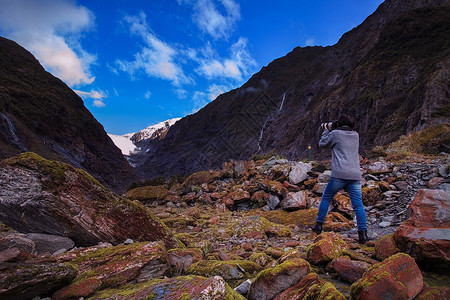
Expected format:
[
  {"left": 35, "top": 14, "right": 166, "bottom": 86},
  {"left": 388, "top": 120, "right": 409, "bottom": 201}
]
[{"left": 319, "top": 129, "right": 335, "bottom": 149}]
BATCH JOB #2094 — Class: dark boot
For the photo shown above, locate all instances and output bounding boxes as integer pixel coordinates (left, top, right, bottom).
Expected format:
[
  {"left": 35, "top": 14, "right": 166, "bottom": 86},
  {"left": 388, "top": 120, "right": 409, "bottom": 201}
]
[
  {"left": 312, "top": 222, "right": 323, "bottom": 235},
  {"left": 358, "top": 230, "right": 369, "bottom": 244}
]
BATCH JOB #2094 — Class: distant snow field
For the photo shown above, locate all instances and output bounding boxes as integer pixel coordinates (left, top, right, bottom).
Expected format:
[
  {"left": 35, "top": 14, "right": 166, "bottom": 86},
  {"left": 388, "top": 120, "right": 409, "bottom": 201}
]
[
  {"left": 108, "top": 133, "right": 136, "bottom": 156},
  {"left": 108, "top": 118, "right": 181, "bottom": 156}
]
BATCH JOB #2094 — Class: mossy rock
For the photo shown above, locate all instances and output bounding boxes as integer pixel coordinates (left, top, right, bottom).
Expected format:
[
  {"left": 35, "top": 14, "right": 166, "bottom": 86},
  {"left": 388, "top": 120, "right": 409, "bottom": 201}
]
[
  {"left": 306, "top": 232, "right": 349, "bottom": 265},
  {"left": 275, "top": 272, "right": 346, "bottom": 299},
  {"left": 226, "top": 215, "right": 292, "bottom": 238},
  {"left": 88, "top": 275, "right": 245, "bottom": 300},
  {"left": 125, "top": 185, "right": 168, "bottom": 202},
  {"left": 248, "top": 258, "right": 311, "bottom": 300},
  {"left": 186, "top": 259, "right": 262, "bottom": 287},
  {"left": 1, "top": 152, "right": 102, "bottom": 188},
  {"left": 374, "top": 233, "right": 400, "bottom": 261},
  {"left": 260, "top": 208, "right": 318, "bottom": 228},
  {"left": 55, "top": 241, "right": 170, "bottom": 298},
  {"left": 0, "top": 152, "right": 183, "bottom": 249},
  {"left": 249, "top": 252, "right": 272, "bottom": 267},
  {"left": 187, "top": 240, "right": 211, "bottom": 255}
]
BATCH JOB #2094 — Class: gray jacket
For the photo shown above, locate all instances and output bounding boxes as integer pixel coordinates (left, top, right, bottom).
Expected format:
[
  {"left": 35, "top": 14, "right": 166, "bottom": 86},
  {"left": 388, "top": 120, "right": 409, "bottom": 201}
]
[{"left": 319, "top": 128, "right": 361, "bottom": 180}]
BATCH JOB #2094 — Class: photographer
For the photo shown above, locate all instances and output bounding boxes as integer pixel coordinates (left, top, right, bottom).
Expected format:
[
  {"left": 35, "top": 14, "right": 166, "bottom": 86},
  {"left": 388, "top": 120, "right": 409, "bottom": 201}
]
[{"left": 312, "top": 114, "right": 368, "bottom": 244}]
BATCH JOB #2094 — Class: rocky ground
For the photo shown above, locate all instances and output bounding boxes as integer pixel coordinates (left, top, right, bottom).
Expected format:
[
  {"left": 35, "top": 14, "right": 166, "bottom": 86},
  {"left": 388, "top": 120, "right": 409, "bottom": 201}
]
[{"left": 0, "top": 152, "right": 449, "bottom": 299}]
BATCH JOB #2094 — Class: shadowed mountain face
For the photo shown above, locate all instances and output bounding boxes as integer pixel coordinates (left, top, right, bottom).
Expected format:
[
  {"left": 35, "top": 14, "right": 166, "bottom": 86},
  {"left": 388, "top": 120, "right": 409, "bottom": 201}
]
[
  {"left": 136, "top": 0, "right": 450, "bottom": 178},
  {"left": 0, "top": 37, "right": 139, "bottom": 192}
]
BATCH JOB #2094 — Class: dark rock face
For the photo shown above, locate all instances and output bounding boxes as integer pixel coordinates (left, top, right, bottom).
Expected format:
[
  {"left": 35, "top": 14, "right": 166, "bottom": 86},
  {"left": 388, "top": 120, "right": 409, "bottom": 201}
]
[
  {"left": 0, "top": 36, "right": 139, "bottom": 192},
  {"left": 0, "top": 153, "right": 182, "bottom": 249},
  {"left": 137, "top": 0, "right": 450, "bottom": 178},
  {"left": 0, "top": 261, "right": 77, "bottom": 300}
]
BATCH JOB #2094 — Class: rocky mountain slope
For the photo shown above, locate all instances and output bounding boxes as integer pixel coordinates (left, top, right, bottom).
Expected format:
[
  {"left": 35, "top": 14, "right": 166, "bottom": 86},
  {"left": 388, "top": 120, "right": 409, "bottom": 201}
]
[
  {"left": 137, "top": 0, "right": 450, "bottom": 178},
  {"left": 0, "top": 36, "right": 139, "bottom": 192}
]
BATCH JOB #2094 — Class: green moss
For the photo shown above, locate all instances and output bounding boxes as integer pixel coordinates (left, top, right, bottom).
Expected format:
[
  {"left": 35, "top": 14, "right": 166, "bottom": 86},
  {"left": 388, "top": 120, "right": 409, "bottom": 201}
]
[
  {"left": 2, "top": 152, "right": 103, "bottom": 187},
  {"left": 382, "top": 123, "right": 450, "bottom": 160},
  {"left": 256, "top": 258, "right": 311, "bottom": 283},
  {"left": 226, "top": 215, "right": 292, "bottom": 238}
]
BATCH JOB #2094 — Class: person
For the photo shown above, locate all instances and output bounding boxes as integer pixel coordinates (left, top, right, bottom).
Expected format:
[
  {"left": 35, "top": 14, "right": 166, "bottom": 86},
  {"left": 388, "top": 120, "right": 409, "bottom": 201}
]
[{"left": 312, "top": 113, "right": 369, "bottom": 244}]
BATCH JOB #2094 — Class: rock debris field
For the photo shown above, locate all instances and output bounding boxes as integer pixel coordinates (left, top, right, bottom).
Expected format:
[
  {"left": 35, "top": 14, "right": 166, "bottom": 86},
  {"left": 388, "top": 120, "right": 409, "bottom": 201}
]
[{"left": 0, "top": 152, "right": 449, "bottom": 299}]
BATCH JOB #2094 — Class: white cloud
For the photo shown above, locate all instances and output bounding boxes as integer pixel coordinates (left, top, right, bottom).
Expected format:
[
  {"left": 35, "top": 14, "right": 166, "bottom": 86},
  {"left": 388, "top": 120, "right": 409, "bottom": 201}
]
[
  {"left": 207, "top": 83, "right": 228, "bottom": 100},
  {"left": 0, "top": 0, "right": 95, "bottom": 86},
  {"left": 75, "top": 89, "right": 107, "bottom": 107},
  {"left": 174, "top": 88, "right": 188, "bottom": 99},
  {"left": 115, "top": 13, "right": 190, "bottom": 86},
  {"left": 144, "top": 91, "right": 152, "bottom": 99},
  {"left": 179, "top": 0, "right": 240, "bottom": 40},
  {"left": 194, "top": 37, "right": 257, "bottom": 81},
  {"left": 190, "top": 83, "right": 230, "bottom": 113}
]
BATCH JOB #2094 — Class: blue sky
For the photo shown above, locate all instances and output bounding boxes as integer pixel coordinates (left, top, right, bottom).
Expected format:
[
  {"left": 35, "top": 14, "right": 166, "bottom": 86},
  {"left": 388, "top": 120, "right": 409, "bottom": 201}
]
[{"left": 0, "top": 0, "right": 384, "bottom": 135}]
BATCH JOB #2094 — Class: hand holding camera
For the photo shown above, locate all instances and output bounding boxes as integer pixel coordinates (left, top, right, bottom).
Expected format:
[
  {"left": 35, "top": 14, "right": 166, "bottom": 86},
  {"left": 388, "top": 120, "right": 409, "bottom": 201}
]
[{"left": 320, "top": 121, "right": 338, "bottom": 131}]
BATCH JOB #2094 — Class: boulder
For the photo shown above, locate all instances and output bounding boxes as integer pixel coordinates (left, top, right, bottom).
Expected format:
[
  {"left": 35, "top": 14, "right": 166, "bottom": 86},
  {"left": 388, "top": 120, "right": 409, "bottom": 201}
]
[
  {"left": 0, "top": 233, "right": 35, "bottom": 254},
  {"left": 267, "top": 194, "right": 280, "bottom": 210},
  {"left": 374, "top": 233, "right": 400, "bottom": 261},
  {"left": 289, "top": 162, "right": 311, "bottom": 185},
  {"left": 367, "top": 161, "right": 391, "bottom": 174},
  {"left": 25, "top": 233, "right": 74, "bottom": 255},
  {"left": 0, "top": 261, "right": 77, "bottom": 300},
  {"left": 0, "top": 247, "right": 33, "bottom": 262},
  {"left": 361, "top": 186, "right": 383, "bottom": 206},
  {"left": 326, "top": 256, "right": 371, "bottom": 283},
  {"left": 0, "top": 153, "right": 182, "bottom": 248},
  {"left": 332, "top": 193, "right": 354, "bottom": 219},
  {"left": 312, "top": 182, "right": 327, "bottom": 195},
  {"left": 167, "top": 247, "right": 203, "bottom": 274},
  {"left": 227, "top": 189, "right": 251, "bottom": 204},
  {"left": 350, "top": 253, "right": 423, "bottom": 300},
  {"left": 186, "top": 260, "right": 261, "bottom": 286},
  {"left": 53, "top": 241, "right": 169, "bottom": 299},
  {"left": 394, "top": 189, "right": 450, "bottom": 265},
  {"left": 125, "top": 185, "right": 168, "bottom": 202},
  {"left": 415, "top": 285, "right": 450, "bottom": 300},
  {"left": 306, "top": 232, "right": 349, "bottom": 264},
  {"left": 274, "top": 272, "right": 345, "bottom": 300},
  {"left": 181, "top": 170, "right": 222, "bottom": 193},
  {"left": 251, "top": 190, "right": 270, "bottom": 207},
  {"left": 89, "top": 275, "right": 245, "bottom": 300},
  {"left": 280, "top": 191, "right": 308, "bottom": 211},
  {"left": 248, "top": 258, "right": 311, "bottom": 300}
]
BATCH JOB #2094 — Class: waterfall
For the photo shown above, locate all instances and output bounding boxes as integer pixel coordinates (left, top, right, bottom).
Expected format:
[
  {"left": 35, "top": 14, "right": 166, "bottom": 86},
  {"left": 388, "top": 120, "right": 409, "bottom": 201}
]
[
  {"left": 257, "top": 120, "right": 268, "bottom": 151},
  {"left": 257, "top": 91, "right": 288, "bottom": 152},
  {"left": 0, "top": 113, "right": 19, "bottom": 142},
  {"left": 0, "top": 113, "right": 27, "bottom": 151},
  {"left": 279, "top": 92, "right": 286, "bottom": 111}
]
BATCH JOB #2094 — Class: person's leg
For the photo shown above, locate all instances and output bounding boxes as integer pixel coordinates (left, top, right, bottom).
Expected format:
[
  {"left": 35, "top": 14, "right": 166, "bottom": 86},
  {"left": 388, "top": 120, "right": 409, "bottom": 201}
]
[
  {"left": 316, "top": 177, "right": 346, "bottom": 224},
  {"left": 345, "top": 180, "right": 367, "bottom": 231}
]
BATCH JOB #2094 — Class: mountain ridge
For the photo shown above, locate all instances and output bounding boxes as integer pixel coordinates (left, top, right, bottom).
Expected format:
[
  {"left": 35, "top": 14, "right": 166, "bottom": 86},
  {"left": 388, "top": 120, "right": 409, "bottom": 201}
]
[
  {"left": 136, "top": 0, "right": 450, "bottom": 178},
  {"left": 0, "top": 36, "right": 140, "bottom": 192}
]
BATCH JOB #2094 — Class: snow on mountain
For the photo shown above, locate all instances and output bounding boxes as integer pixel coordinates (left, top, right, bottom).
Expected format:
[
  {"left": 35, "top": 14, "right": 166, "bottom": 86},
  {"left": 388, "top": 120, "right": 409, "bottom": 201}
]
[
  {"left": 108, "top": 132, "right": 136, "bottom": 156},
  {"left": 132, "top": 118, "right": 181, "bottom": 142},
  {"left": 108, "top": 118, "right": 181, "bottom": 156}
]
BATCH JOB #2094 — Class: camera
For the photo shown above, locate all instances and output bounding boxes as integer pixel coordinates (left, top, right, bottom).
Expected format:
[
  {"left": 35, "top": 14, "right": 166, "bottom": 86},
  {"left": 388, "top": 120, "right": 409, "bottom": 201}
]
[{"left": 320, "top": 121, "right": 339, "bottom": 131}]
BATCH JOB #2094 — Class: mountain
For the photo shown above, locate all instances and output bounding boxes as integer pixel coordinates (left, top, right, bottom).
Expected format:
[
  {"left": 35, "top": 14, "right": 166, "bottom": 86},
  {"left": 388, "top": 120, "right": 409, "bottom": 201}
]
[
  {"left": 0, "top": 36, "right": 139, "bottom": 192},
  {"left": 108, "top": 118, "right": 180, "bottom": 167},
  {"left": 137, "top": 0, "right": 450, "bottom": 178},
  {"left": 131, "top": 118, "right": 181, "bottom": 144}
]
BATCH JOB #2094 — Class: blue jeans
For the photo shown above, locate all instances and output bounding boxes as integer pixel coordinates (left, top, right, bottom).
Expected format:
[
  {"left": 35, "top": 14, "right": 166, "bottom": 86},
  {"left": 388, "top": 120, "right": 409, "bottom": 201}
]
[{"left": 316, "top": 177, "right": 367, "bottom": 231}]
